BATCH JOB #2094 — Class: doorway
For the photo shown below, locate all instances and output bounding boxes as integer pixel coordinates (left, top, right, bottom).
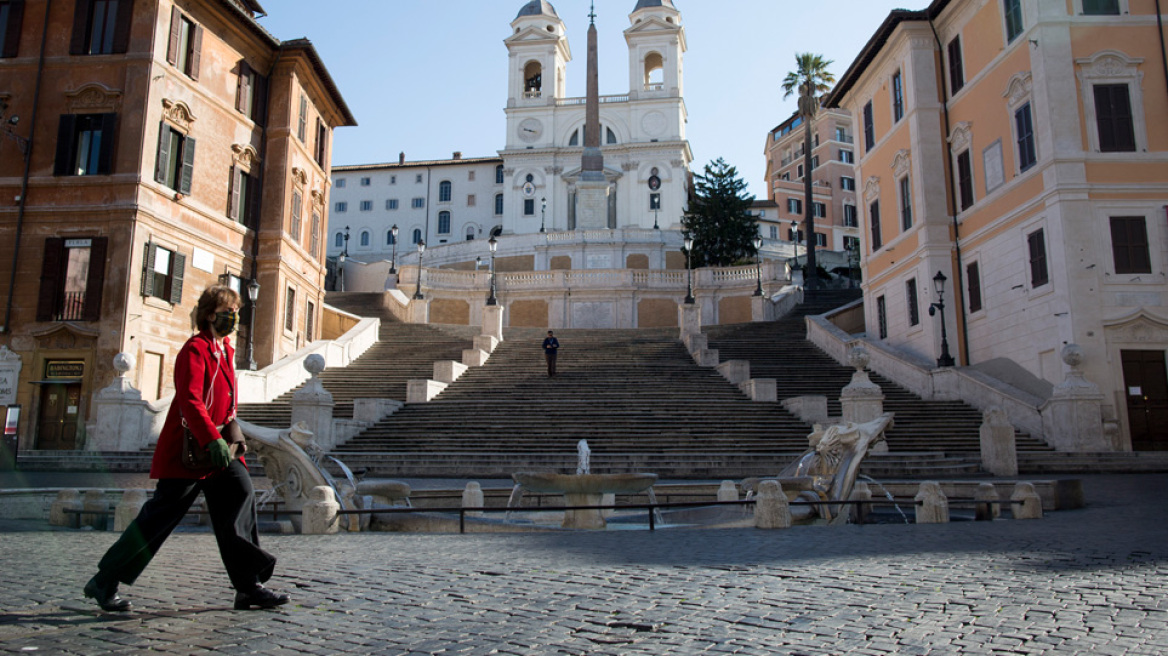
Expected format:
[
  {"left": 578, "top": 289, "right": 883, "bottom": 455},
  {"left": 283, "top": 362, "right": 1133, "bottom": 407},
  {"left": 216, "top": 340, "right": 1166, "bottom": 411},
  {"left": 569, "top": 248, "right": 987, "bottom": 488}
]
[
  {"left": 37, "top": 382, "right": 82, "bottom": 450},
  {"left": 1121, "top": 350, "right": 1168, "bottom": 451}
]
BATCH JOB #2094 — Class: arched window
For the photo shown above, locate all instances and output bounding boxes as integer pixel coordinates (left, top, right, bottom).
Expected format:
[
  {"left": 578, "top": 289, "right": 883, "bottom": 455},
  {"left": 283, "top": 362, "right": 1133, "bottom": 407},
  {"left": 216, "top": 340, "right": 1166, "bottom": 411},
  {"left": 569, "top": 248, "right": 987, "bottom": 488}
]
[
  {"left": 606, "top": 127, "right": 618, "bottom": 145},
  {"left": 524, "top": 61, "right": 542, "bottom": 97},
  {"left": 386, "top": 230, "right": 396, "bottom": 245},
  {"left": 438, "top": 211, "right": 451, "bottom": 234},
  {"left": 644, "top": 52, "right": 664, "bottom": 90},
  {"left": 466, "top": 226, "right": 475, "bottom": 241},
  {"left": 438, "top": 180, "right": 452, "bottom": 202},
  {"left": 360, "top": 230, "right": 370, "bottom": 247},
  {"left": 495, "top": 164, "right": 504, "bottom": 184},
  {"left": 495, "top": 193, "right": 504, "bottom": 215},
  {"left": 334, "top": 232, "right": 343, "bottom": 248},
  {"left": 412, "top": 228, "right": 422, "bottom": 244},
  {"left": 568, "top": 129, "right": 579, "bottom": 146}
]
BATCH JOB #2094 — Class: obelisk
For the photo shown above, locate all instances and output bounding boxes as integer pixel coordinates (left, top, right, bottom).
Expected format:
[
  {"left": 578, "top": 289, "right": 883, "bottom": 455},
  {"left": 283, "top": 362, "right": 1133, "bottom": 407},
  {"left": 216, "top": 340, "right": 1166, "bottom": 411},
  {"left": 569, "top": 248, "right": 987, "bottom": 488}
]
[{"left": 575, "top": 2, "right": 610, "bottom": 229}]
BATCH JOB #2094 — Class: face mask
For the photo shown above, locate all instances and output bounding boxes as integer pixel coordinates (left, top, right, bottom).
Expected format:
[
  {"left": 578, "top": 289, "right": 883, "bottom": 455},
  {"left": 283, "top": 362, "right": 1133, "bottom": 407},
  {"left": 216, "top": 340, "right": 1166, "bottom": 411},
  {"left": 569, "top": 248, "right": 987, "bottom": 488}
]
[{"left": 212, "top": 310, "right": 239, "bottom": 336}]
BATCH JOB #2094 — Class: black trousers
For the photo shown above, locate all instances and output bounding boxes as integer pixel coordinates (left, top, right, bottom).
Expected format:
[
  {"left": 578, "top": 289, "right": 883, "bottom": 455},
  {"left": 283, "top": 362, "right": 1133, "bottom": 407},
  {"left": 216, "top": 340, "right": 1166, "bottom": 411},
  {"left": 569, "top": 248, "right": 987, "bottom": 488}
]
[
  {"left": 96, "top": 459, "right": 276, "bottom": 592},
  {"left": 545, "top": 352, "right": 557, "bottom": 376}
]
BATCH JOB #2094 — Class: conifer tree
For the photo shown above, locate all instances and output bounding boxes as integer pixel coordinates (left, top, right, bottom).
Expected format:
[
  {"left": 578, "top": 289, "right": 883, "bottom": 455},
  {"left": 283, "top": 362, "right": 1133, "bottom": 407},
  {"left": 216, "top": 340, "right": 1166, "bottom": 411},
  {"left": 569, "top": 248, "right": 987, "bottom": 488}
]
[{"left": 681, "top": 158, "right": 757, "bottom": 267}]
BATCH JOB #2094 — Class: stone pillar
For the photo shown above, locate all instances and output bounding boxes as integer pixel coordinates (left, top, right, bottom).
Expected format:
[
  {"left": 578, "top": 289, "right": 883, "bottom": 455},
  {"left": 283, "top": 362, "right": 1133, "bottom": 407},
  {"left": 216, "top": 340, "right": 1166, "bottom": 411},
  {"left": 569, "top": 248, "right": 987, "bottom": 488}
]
[
  {"left": 291, "top": 354, "right": 335, "bottom": 450},
  {"left": 49, "top": 489, "right": 82, "bottom": 527},
  {"left": 302, "top": 485, "right": 341, "bottom": 534},
  {"left": 716, "top": 360, "right": 750, "bottom": 385},
  {"left": 1010, "top": 482, "right": 1043, "bottom": 520},
  {"left": 82, "top": 490, "right": 109, "bottom": 530},
  {"left": 1041, "top": 344, "right": 1108, "bottom": 451},
  {"left": 840, "top": 346, "right": 884, "bottom": 425},
  {"left": 462, "top": 482, "right": 484, "bottom": 518},
  {"left": 717, "top": 481, "right": 738, "bottom": 502},
  {"left": 114, "top": 489, "right": 148, "bottom": 531},
  {"left": 754, "top": 480, "right": 791, "bottom": 529},
  {"left": 979, "top": 407, "right": 1018, "bottom": 476},
  {"left": 89, "top": 353, "right": 153, "bottom": 452},
  {"left": 678, "top": 303, "right": 701, "bottom": 341},
  {"left": 974, "top": 482, "right": 1001, "bottom": 521},
  {"left": 482, "top": 304, "right": 505, "bottom": 342},
  {"left": 849, "top": 481, "right": 872, "bottom": 524},
  {"left": 914, "top": 481, "right": 949, "bottom": 524},
  {"left": 751, "top": 295, "right": 770, "bottom": 322}
]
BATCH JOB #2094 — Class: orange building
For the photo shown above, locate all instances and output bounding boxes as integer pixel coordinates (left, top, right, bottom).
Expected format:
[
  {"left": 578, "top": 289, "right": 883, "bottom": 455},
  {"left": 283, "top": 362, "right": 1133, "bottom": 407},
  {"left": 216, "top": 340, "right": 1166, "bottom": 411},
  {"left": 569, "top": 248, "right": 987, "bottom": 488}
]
[
  {"left": 0, "top": 0, "right": 355, "bottom": 453},
  {"left": 826, "top": 0, "right": 1168, "bottom": 451}
]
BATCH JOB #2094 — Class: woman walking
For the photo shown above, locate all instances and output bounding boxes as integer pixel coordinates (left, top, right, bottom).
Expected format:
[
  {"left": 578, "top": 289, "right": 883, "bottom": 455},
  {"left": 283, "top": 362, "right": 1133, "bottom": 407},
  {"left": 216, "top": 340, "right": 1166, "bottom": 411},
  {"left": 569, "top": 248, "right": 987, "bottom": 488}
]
[{"left": 84, "top": 284, "right": 289, "bottom": 612}]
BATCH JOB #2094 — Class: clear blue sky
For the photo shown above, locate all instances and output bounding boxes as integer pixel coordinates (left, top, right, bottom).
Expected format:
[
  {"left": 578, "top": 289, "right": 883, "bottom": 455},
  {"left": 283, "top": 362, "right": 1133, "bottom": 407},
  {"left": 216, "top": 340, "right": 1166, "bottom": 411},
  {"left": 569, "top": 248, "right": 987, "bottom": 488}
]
[{"left": 257, "top": 0, "right": 928, "bottom": 198}]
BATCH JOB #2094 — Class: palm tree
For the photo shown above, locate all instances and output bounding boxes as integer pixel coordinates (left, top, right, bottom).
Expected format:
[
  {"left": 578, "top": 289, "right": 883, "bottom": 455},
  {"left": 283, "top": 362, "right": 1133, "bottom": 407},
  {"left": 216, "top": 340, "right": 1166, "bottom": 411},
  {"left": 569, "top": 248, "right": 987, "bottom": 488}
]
[{"left": 782, "top": 53, "right": 835, "bottom": 291}]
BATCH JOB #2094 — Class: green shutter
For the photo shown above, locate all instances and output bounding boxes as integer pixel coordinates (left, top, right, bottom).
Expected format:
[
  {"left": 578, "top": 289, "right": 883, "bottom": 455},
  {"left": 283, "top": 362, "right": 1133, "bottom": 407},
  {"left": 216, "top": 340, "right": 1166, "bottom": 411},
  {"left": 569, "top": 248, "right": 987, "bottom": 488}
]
[
  {"left": 169, "top": 250, "right": 186, "bottom": 305},
  {"left": 179, "top": 135, "right": 196, "bottom": 195},
  {"left": 140, "top": 241, "right": 156, "bottom": 297}
]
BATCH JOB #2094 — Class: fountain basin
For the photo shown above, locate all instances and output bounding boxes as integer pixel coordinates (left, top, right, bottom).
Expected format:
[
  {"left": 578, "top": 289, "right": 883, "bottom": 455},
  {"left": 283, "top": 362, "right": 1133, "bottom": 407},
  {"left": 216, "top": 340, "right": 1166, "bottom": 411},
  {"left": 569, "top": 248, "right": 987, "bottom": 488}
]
[{"left": 512, "top": 472, "right": 658, "bottom": 529}]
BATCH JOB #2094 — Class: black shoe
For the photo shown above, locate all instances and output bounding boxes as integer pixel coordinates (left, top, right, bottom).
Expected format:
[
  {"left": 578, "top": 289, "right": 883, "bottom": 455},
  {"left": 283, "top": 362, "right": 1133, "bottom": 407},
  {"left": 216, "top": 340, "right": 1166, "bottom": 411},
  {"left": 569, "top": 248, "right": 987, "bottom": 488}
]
[
  {"left": 234, "top": 585, "right": 290, "bottom": 610},
  {"left": 84, "top": 575, "right": 132, "bottom": 612}
]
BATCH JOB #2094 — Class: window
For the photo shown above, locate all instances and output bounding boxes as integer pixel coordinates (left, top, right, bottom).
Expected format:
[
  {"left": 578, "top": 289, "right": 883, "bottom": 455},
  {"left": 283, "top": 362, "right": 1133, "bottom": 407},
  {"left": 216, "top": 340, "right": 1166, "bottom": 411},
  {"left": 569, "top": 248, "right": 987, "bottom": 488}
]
[
  {"left": 891, "top": 70, "right": 904, "bottom": 122},
  {"left": 1027, "top": 228, "right": 1049, "bottom": 288},
  {"left": 360, "top": 177, "right": 371, "bottom": 186},
  {"left": 412, "top": 228, "right": 422, "bottom": 244},
  {"left": 843, "top": 235, "right": 860, "bottom": 253},
  {"left": 877, "top": 295, "right": 888, "bottom": 339},
  {"left": 815, "top": 233, "right": 827, "bottom": 247},
  {"left": 390, "top": 175, "right": 397, "bottom": 184},
  {"left": 228, "top": 166, "right": 258, "bottom": 226},
  {"left": 334, "top": 202, "right": 347, "bottom": 212},
  {"left": 360, "top": 200, "right": 372, "bottom": 212},
  {"left": 386, "top": 229, "right": 396, "bottom": 245},
  {"left": 305, "top": 301, "right": 315, "bottom": 341},
  {"left": 466, "top": 226, "right": 476, "bottom": 241},
  {"left": 438, "top": 211, "right": 451, "bottom": 234},
  {"left": 839, "top": 149, "right": 854, "bottom": 164},
  {"left": 284, "top": 287, "right": 295, "bottom": 332},
  {"left": 71, "top": 0, "right": 132, "bottom": 55},
  {"left": 495, "top": 193, "right": 504, "bottom": 215},
  {"left": 906, "top": 278, "right": 919, "bottom": 326},
  {"left": 796, "top": 164, "right": 804, "bottom": 179},
  {"left": 310, "top": 212, "right": 320, "bottom": 258},
  {"left": 863, "top": 101, "right": 875, "bottom": 151},
  {"left": 467, "top": 194, "right": 476, "bottom": 207},
  {"left": 468, "top": 170, "right": 475, "bottom": 182},
  {"left": 947, "top": 36, "right": 965, "bottom": 95},
  {"left": 524, "top": 198, "right": 535, "bottom": 215},
  {"left": 387, "top": 199, "right": 398, "bottom": 210},
  {"left": 359, "top": 230, "right": 369, "bottom": 247},
  {"left": 290, "top": 190, "right": 303, "bottom": 239},
  {"left": 869, "top": 201, "right": 882, "bottom": 250},
  {"left": 843, "top": 204, "right": 858, "bottom": 227},
  {"left": 650, "top": 193, "right": 661, "bottom": 210},
  {"left": 439, "top": 180, "right": 452, "bottom": 202},
  {"left": 36, "top": 237, "right": 108, "bottom": 322},
  {"left": 956, "top": 150, "right": 974, "bottom": 211},
  {"left": 495, "top": 165, "right": 504, "bottom": 184},
  {"left": 1093, "top": 84, "right": 1135, "bottom": 152},
  {"left": 1004, "top": 0, "right": 1023, "bottom": 43},
  {"left": 787, "top": 198, "right": 802, "bottom": 215},
  {"left": 141, "top": 241, "right": 185, "bottom": 304},
  {"left": 314, "top": 118, "right": 328, "bottom": 167},
  {"left": 841, "top": 176, "right": 855, "bottom": 191},
  {"left": 334, "top": 232, "right": 343, "bottom": 248},
  {"left": 1083, "top": 0, "right": 1120, "bottom": 14},
  {"left": 899, "top": 177, "right": 912, "bottom": 231},
  {"left": 769, "top": 225, "right": 778, "bottom": 239},
  {"left": 813, "top": 202, "right": 826, "bottom": 219},
  {"left": 415, "top": 174, "right": 423, "bottom": 184},
  {"left": 334, "top": 178, "right": 345, "bottom": 188},
  {"left": 967, "top": 262, "right": 983, "bottom": 312},
  {"left": 54, "top": 113, "right": 116, "bottom": 176},
  {"left": 1110, "top": 216, "right": 1151, "bottom": 274},
  {"left": 0, "top": 1, "right": 24, "bottom": 58},
  {"left": 411, "top": 198, "right": 425, "bottom": 209},
  {"left": 1015, "top": 102, "right": 1037, "bottom": 172},
  {"left": 297, "top": 95, "right": 307, "bottom": 142},
  {"left": 154, "top": 123, "right": 195, "bottom": 194},
  {"left": 166, "top": 8, "right": 202, "bottom": 80},
  {"left": 811, "top": 156, "right": 819, "bottom": 170},
  {"left": 235, "top": 62, "right": 267, "bottom": 123}
]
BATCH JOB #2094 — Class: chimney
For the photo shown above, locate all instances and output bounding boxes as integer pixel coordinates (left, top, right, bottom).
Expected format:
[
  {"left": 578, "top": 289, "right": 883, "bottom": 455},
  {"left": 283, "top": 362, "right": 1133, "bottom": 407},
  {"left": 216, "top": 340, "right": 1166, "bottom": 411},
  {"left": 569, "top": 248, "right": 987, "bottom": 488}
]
[
  {"left": 453, "top": 151, "right": 462, "bottom": 160},
  {"left": 399, "top": 152, "right": 405, "bottom": 165}
]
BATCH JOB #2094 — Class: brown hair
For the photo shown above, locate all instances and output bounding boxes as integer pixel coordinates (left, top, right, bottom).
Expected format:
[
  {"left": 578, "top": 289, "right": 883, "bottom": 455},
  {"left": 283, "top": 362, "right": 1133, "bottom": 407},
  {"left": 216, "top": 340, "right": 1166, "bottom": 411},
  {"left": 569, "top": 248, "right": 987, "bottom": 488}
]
[{"left": 195, "top": 284, "right": 242, "bottom": 331}]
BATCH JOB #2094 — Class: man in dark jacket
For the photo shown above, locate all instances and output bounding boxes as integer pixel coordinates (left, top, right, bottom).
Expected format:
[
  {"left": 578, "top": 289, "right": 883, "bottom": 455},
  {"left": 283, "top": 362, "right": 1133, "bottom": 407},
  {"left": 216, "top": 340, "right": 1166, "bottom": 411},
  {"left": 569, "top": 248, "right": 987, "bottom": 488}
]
[{"left": 542, "top": 330, "right": 560, "bottom": 377}]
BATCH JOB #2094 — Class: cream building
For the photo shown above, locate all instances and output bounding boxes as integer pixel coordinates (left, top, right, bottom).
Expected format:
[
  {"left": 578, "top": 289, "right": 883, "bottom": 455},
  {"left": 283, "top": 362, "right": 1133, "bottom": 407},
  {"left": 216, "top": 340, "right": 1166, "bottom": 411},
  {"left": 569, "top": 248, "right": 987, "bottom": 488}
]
[{"left": 826, "top": 0, "right": 1168, "bottom": 451}]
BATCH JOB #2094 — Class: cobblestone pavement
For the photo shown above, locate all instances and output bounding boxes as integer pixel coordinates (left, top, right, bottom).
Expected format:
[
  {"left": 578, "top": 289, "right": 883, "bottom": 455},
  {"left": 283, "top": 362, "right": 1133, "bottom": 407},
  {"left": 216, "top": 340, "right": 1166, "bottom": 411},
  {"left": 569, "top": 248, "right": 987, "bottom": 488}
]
[{"left": 1, "top": 474, "right": 1166, "bottom": 655}]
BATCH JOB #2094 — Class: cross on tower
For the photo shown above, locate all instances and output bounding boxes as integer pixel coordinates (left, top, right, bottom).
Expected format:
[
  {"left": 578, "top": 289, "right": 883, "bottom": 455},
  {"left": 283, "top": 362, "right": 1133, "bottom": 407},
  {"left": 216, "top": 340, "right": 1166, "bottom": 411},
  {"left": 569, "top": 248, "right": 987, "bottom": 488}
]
[{"left": 588, "top": 0, "right": 595, "bottom": 24}]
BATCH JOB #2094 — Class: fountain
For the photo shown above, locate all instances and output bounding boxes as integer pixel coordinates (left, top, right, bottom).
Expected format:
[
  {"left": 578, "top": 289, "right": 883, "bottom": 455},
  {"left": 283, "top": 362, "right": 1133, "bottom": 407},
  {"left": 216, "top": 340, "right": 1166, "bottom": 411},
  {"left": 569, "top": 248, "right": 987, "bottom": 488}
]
[{"left": 511, "top": 440, "right": 658, "bottom": 529}]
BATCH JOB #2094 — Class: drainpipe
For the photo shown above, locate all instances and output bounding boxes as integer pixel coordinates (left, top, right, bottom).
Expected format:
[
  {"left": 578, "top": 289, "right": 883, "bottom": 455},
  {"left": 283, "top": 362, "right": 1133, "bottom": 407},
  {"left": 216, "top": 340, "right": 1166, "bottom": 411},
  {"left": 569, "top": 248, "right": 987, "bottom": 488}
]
[
  {"left": 1, "top": 0, "right": 51, "bottom": 335},
  {"left": 930, "top": 17, "right": 971, "bottom": 367},
  {"left": 1157, "top": 1, "right": 1168, "bottom": 108}
]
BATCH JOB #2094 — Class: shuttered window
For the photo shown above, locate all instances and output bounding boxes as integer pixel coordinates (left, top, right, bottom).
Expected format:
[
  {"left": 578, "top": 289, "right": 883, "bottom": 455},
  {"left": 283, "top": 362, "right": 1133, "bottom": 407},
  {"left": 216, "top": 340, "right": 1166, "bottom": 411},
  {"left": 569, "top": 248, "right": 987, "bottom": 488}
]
[
  {"left": 947, "top": 36, "right": 964, "bottom": 95},
  {"left": 906, "top": 278, "right": 920, "bottom": 326},
  {"left": 1110, "top": 216, "right": 1151, "bottom": 274},
  {"left": 1027, "top": 228, "right": 1049, "bottom": 288},
  {"left": 0, "top": 1, "right": 25, "bottom": 59},
  {"left": 53, "top": 113, "right": 117, "bottom": 176},
  {"left": 877, "top": 295, "right": 888, "bottom": 340},
  {"left": 36, "top": 237, "right": 107, "bottom": 322},
  {"left": 967, "top": 262, "right": 983, "bottom": 313},
  {"left": 165, "top": 7, "right": 201, "bottom": 80},
  {"left": 1093, "top": 84, "right": 1136, "bottom": 152},
  {"left": 140, "top": 242, "right": 184, "bottom": 304},
  {"left": 70, "top": 0, "right": 132, "bottom": 55},
  {"left": 227, "top": 166, "right": 258, "bottom": 226},
  {"left": 869, "top": 200, "right": 882, "bottom": 250},
  {"left": 956, "top": 150, "right": 974, "bottom": 211},
  {"left": 155, "top": 123, "right": 195, "bottom": 194},
  {"left": 235, "top": 61, "right": 268, "bottom": 124}
]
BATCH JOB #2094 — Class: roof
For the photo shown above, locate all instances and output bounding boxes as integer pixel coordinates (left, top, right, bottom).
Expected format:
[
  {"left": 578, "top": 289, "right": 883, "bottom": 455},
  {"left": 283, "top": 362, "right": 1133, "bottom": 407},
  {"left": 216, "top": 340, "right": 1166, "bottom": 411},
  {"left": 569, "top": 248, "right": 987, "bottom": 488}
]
[
  {"left": 633, "top": 0, "right": 677, "bottom": 10},
  {"left": 333, "top": 157, "right": 504, "bottom": 172},
  {"left": 516, "top": 0, "right": 558, "bottom": 19},
  {"left": 280, "top": 39, "right": 358, "bottom": 127}
]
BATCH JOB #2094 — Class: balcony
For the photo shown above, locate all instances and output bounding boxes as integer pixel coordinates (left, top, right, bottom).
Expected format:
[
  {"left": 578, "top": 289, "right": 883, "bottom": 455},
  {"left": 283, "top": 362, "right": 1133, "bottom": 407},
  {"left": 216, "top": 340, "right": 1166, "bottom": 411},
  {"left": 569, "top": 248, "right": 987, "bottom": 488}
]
[{"left": 53, "top": 291, "right": 88, "bottom": 321}]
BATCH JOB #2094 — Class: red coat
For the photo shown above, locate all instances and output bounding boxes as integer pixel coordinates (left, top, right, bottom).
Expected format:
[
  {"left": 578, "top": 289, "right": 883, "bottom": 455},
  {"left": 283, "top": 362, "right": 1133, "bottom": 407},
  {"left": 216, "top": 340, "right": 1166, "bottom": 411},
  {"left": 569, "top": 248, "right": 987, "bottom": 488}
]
[{"left": 150, "top": 330, "right": 244, "bottom": 479}]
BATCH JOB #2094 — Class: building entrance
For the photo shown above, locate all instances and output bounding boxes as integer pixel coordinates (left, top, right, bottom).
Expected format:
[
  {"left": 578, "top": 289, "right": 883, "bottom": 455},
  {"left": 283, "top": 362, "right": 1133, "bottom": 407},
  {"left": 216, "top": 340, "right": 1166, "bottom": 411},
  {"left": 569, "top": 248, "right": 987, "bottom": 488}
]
[
  {"left": 37, "top": 382, "right": 82, "bottom": 450},
  {"left": 1121, "top": 350, "right": 1168, "bottom": 451}
]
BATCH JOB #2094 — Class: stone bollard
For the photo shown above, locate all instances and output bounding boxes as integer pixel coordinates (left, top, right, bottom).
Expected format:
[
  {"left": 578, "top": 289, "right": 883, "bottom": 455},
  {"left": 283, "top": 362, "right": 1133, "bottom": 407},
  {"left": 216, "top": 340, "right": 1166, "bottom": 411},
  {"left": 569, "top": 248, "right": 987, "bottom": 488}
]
[
  {"left": 974, "top": 483, "right": 1001, "bottom": 521},
  {"left": 462, "top": 482, "right": 484, "bottom": 518},
  {"left": 1010, "top": 482, "right": 1043, "bottom": 520},
  {"left": 979, "top": 407, "right": 1018, "bottom": 476},
  {"left": 849, "top": 481, "right": 872, "bottom": 524},
  {"left": 754, "top": 480, "right": 791, "bottom": 529},
  {"left": 302, "top": 485, "right": 341, "bottom": 534},
  {"left": 82, "top": 490, "right": 109, "bottom": 530},
  {"left": 717, "top": 481, "right": 738, "bottom": 502},
  {"left": 601, "top": 493, "right": 616, "bottom": 519},
  {"left": 49, "top": 489, "right": 82, "bottom": 527},
  {"left": 114, "top": 489, "right": 148, "bottom": 531},
  {"left": 914, "top": 481, "right": 949, "bottom": 524}
]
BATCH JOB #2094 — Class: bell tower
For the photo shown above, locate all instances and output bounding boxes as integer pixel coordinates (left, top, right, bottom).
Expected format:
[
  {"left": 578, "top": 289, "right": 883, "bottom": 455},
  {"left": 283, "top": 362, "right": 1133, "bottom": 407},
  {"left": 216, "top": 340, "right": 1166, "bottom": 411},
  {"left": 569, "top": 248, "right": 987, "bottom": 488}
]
[
  {"left": 504, "top": 0, "right": 571, "bottom": 111},
  {"left": 625, "top": 0, "right": 685, "bottom": 100}
]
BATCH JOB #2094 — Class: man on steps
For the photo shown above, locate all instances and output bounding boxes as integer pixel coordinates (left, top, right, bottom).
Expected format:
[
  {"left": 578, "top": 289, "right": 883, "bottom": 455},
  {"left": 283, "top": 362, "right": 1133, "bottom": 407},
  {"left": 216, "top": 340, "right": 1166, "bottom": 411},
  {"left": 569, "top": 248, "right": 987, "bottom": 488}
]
[{"left": 542, "top": 330, "right": 560, "bottom": 377}]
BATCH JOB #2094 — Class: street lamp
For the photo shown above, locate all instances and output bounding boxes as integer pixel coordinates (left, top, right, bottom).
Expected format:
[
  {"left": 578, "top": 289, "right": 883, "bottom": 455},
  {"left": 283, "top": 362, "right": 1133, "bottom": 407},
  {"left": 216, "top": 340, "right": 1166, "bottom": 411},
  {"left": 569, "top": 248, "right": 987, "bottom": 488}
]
[
  {"left": 413, "top": 240, "right": 426, "bottom": 300},
  {"left": 790, "top": 220, "right": 801, "bottom": 264},
  {"left": 338, "top": 225, "right": 350, "bottom": 292},
  {"left": 683, "top": 235, "right": 695, "bottom": 304},
  {"left": 652, "top": 208, "right": 660, "bottom": 230},
  {"left": 487, "top": 235, "right": 498, "bottom": 306},
  {"left": 847, "top": 241, "right": 860, "bottom": 288},
  {"left": 752, "top": 235, "right": 764, "bottom": 297},
  {"left": 540, "top": 197, "right": 547, "bottom": 233},
  {"left": 928, "top": 270, "right": 956, "bottom": 368},
  {"left": 389, "top": 224, "right": 399, "bottom": 274},
  {"left": 246, "top": 279, "right": 260, "bottom": 371}
]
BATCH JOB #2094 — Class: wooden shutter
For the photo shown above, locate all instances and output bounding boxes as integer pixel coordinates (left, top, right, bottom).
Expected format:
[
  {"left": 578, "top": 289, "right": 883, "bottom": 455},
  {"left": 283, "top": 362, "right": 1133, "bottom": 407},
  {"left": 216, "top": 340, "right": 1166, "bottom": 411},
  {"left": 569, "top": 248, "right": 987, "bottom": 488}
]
[
  {"left": 1028, "top": 229, "right": 1048, "bottom": 287},
  {"left": 97, "top": 113, "right": 116, "bottom": 175},
  {"left": 169, "top": 250, "right": 186, "bottom": 305},
  {"left": 53, "top": 114, "right": 77, "bottom": 176},
  {"left": 2, "top": 0, "right": 24, "bottom": 58},
  {"left": 178, "top": 135, "right": 196, "bottom": 195},
  {"left": 188, "top": 24, "right": 202, "bottom": 80},
  {"left": 154, "top": 122, "right": 170, "bottom": 184},
  {"left": 1111, "top": 217, "right": 1151, "bottom": 274},
  {"left": 165, "top": 6, "right": 180, "bottom": 64},
  {"left": 235, "top": 61, "right": 250, "bottom": 112},
  {"left": 82, "top": 236, "right": 107, "bottom": 321},
  {"left": 227, "top": 165, "right": 240, "bottom": 220},
  {"left": 967, "top": 262, "right": 982, "bottom": 313},
  {"left": 248, "top": 172, "right": 262, "bottom": 228},
  {"left": 69, "top": 0, "right": 89, "bottom": 55},
  {"left": 111, "top": 0, "right": 133, "bottom": 53},
  {"left": 140, "top": 241, "right": 155, "bottom": 297},
  {"left": 252, "top": 72, "right": 268, "bottom": 125},
  {"left": 36, "top": 238, "right": 65, "bottom": 321}
]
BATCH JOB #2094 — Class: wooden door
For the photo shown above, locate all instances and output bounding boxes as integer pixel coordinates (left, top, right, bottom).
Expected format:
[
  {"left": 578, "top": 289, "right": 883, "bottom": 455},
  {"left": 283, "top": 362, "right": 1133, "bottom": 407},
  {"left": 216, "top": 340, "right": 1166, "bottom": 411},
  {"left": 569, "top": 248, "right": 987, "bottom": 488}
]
[
  {"left": 1121, "top": 350, "right": 1168, "bottom": 451},
  {"left": 37, "top": 383, "right": 81, "bottom": 450}
]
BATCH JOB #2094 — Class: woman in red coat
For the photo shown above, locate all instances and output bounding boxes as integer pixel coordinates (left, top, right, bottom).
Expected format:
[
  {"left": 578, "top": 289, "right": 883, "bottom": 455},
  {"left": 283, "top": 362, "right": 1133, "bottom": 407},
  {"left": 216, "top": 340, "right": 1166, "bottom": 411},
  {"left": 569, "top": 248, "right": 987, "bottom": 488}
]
[{"left": 84, "top": 285, "right": 289, "bottom": 612}]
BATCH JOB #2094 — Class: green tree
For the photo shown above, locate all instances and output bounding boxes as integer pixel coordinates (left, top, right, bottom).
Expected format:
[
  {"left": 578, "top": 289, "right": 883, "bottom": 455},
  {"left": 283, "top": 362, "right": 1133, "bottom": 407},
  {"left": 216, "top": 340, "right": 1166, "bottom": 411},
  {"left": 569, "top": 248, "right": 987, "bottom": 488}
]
[
  {"left": 682, "top": 158, "right": 757, "bottom": 268},
  {"left": 782, "top": 53, "right": 835, "bottom": 290}
]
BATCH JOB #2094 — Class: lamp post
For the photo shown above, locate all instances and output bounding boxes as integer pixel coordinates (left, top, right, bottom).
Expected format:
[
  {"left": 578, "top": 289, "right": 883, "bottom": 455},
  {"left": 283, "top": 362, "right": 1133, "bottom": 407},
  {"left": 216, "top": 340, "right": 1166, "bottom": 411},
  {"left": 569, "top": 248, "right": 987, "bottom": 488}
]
[
  {"left": 337, "top": 225, "right": 350, "bottom": 292},
  {"left": 790, "top": 220, "right": 801, "bottom": 264},
  {"left": 652, "top": 208, "right": 660, "bottom": 230},
  {"left": 928, "top": 270, "right": 956, "bottom": 368},
  {"left": 847, "top": 241, "right": 860, "bottom": 288},
  {"left": 389, "top": 224, "right": 399, "bottom": 274},
  {"left": 487, "top": 235, "right": 498, "bottom": 305},
  {"left": 413, "top": 240, "right": 426, "bottom": 300},
  {"left": 683, "top": 235, "right": 695, "bottom": 304},
  {"left": 539, "top": 197, "right": 546, "bottom": 233},
  {"left": 245, "top": 279, "right": 260, "bottom": 370},
  {"left": 752, "top": 235, "right": 764, "bottom": 297}
]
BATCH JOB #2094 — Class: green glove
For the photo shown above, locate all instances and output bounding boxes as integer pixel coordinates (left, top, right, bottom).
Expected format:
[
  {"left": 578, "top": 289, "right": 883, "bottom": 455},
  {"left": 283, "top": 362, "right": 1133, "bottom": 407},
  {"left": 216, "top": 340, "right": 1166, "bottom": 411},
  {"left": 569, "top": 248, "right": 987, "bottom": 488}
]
[{"left": 208, "top": 438, "right": 231, "bottom": 469}]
